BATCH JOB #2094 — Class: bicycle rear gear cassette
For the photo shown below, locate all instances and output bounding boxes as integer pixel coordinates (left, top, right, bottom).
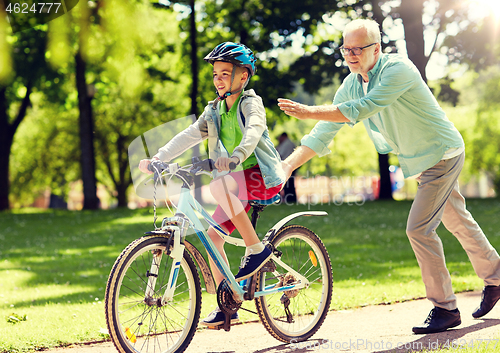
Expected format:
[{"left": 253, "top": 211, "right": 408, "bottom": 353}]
[
  {"left": 217, "top": 279, "right": 242, "bottom": 315},
  {"left": 279, "top": 273, "right": 299, "bottom": 299}
]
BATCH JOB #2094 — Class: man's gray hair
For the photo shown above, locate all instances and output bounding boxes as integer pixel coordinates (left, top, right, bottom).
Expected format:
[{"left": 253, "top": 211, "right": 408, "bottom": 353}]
[{"left": 344, "top": 19, "right": 381, "bottom": 44}]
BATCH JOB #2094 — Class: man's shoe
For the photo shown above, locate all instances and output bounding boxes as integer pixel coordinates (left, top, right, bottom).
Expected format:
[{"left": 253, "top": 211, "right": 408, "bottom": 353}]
[
  {"left": 199, "top": 307, "right": 239, "bottom": 327},
  {"left": 412, "top": 307, "right": 461, "bottom": 334},
  {"left": 472, "top": 285, "right": 500, "bottom": 318},
  {"left": 234, "top": 247, "right": 272, "bottom": 281}
]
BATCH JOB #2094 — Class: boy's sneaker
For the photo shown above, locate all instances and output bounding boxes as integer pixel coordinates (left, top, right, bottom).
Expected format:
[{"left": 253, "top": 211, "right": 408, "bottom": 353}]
[
  {"left": 235, "top": 246, "right": 272, "bottom": 281},
  {"left": 200, "top": 307, "right": 239, "bottom": 327}
]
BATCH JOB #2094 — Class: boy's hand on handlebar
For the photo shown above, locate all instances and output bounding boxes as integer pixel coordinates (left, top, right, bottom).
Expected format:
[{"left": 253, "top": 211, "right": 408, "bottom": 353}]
[
  {"left": 215, "top": 156, "right": 239, "bottom": 172},
  {"left": 139, "top": 158, "right": 160, "bottom": 174}
]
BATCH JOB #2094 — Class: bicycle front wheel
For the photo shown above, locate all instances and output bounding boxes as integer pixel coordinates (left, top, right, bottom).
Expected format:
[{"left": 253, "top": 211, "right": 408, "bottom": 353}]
[
  {"left": 105, "top": 235, "right": 202, "bottom": 353},
  {"left": 255, "top": 225, "right": 332, "bottom": 343}
]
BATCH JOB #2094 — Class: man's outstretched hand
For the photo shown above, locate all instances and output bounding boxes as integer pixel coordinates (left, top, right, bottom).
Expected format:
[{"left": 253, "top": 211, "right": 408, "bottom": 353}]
[
  {"left": 278, "top": 98, "right": 349, "bottom": 123},
  {"left": 278, "top": 98, "right": 311, "bottom": 120}
]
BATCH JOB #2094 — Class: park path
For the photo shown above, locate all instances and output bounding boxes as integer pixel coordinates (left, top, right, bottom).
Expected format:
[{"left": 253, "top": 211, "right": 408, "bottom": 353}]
[{"left": 43, "top": 290, "right": 500, "bottom": 353}]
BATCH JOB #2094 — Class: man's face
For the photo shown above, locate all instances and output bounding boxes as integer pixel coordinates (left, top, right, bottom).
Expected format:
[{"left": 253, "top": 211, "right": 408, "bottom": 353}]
[
  {"left": 212, "top": 61, "right": 247, "bottom": 96},
  {"left": 342, "top": 28, "right": 380, "bottom": 77}
]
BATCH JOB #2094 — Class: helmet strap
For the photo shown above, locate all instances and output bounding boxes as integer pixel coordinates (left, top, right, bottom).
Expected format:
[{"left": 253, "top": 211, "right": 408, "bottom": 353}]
[{"left": 212, "top": 64, "right": 248, "bottom": 109}]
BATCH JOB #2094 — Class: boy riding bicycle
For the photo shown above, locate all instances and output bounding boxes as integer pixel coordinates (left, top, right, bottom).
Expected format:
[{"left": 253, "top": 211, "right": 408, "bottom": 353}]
[{"left": 138, "top": 42, "right": 285, "bottom": 326}]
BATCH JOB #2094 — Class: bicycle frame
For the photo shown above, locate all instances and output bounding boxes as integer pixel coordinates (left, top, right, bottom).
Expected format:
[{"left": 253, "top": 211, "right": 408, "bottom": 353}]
[{"left": 155, "top": 182, "right": 313, "bottom": 304}]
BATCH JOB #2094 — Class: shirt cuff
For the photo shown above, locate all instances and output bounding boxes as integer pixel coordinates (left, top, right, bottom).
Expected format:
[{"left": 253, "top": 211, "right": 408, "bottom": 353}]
[
  {"left": 301, "top": 134, "right": 331, "bottom": 157},
  {"left": 154, "top": 150, "right": 168, "bottom": 162},
  {"left": 231, "top": 150, "right": 246, "bottom": 164},
  {"left": 337, "top": 103, "right": 359, "bottom": 125}
]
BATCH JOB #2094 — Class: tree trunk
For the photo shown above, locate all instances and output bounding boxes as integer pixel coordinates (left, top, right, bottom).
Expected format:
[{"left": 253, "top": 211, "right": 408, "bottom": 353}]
[
  {"left": 399, "top": 0, "right": 427, "bottom": 82},
  {"left": 189, "top": 0, "right": 198, "bottom": 119},
  {"left": 378, "top": 153, "right": 393, "bottom": 200},
  {"left": 370, "top": 0, "right": 384, "bottom": 24},
  {"left": 116, "top": 135, "right": 130, "bottom": 208},
  {"left": 0, "top": 139, "right": 10, "bottom": 211},
  {"left": 189, "top": 0, "right": 203, "bottom": 203},
  {"left": 116, "top": 183, "right": 128, "bottom": 208},
  {"left": 76, "top": 51, "right": 99, "bottom": 210},
  {"left": 371, "top": 1, "right": 394, "bottom": 201},
  {"left": 0, "top": 88, "right": 11, "bottom": 211},
  {"left": 0, "top": 82, "right": 33, "bottom": 210}
]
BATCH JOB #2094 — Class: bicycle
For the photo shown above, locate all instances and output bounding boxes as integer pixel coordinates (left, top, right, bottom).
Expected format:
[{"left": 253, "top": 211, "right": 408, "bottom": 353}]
[{"left": 105, "top": 157, "right": 333, "bottom": 353}]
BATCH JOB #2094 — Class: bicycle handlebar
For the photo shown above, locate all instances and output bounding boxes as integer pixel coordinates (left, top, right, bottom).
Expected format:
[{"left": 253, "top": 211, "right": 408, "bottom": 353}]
[
  {"left": 228, "top": 161, "right": 237, "bottom": 170},
  {"left": 147, "top": 160, "right": 170, "bottom": 173},
  {"left": 190, "top": 158, "right": 216, "bottom": 174},
  {"left": 146, "top": 158, "right": 240, "bottom": 179},
  {"left": 147, "top": 158, "right": 216, "bottom": 175}
]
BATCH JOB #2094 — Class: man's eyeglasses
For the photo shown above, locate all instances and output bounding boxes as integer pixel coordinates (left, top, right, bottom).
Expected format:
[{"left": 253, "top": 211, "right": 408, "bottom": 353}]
[{"left": 339, "top": 43, "right": 377, "bottom": 56}]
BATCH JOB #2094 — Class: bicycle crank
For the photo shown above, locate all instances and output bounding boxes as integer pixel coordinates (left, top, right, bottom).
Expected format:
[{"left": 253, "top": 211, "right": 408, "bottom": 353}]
[{"left": 215, "top": 279, "right": 242, "bottom": 332}]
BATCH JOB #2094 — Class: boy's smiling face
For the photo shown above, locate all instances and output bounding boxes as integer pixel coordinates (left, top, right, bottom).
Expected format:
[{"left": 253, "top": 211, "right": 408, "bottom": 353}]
[{"left": 213, "top": 61, "right": 248, "bottom": 97}]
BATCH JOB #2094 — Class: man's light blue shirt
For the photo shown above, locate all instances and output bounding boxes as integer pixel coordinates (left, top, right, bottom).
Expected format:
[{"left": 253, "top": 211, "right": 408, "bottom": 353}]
[{"left": 301, "top": 53, "right": 464, "bottom": 178}]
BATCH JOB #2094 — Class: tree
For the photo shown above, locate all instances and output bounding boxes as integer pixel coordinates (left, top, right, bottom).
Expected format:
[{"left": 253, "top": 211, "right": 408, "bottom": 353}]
[
  {"left": 369, "top": 2, "right": 396, "bottom": 200},
  {"left": 8, "top": 1, "right": 189, "bottom": 208},
  {"left": 168, "top": 0, "right": 203, "bottom": 202},
  {"left": 329, "top": 0, "right": 499, "bottom": 198},
  {"left": 398, "top": 0, "right": 427, "bottom": 81},
  {"left": 92, "top": 1, "right": 189, "bottom": 207},
  {"left": 191, "top": 0, "right": 396, "bottom": 201},
  {"left": 92, "top": 41, "right": 189, "bottom": 207},
  {"left": 1, "top": 1, "right": 102, "bottom": 210},
  {"left": 74, "top": 1, "right": 100, "bottom": 209},
  {"left": 192, "top": 0, "right": 343, "bottom": 118},
  {"left": 394, "top": 0, "right": 499, "bottom": 81},
  {"left": 9, "top": 97, "right": 80, "bottom": 208},
  {"left": 465, "top": 66, "right": 500, "bottom": 192},
  {"left": 441, "top": 10, "right": 500, "bottom": 72},
  {"left": 0, "top": 25, "right": 59, "bottom": 210},
  {"left": 76, "top": 49, "right": 99, "bottom": 209}
]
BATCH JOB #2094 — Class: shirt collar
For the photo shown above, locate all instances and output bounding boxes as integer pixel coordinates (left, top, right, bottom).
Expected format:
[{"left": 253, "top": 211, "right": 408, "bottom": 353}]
[
  {"left": 219, "top": 94, "right": 242, "bottom": 115},
  {"left": 357, "top": 53, "right": 384, "bottom": 84}
]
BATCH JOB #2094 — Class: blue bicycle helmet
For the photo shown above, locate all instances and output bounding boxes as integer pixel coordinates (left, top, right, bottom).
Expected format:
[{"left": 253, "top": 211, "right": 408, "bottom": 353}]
[{"left": 204, "top": 42, "right": 257, "bottom": 77}]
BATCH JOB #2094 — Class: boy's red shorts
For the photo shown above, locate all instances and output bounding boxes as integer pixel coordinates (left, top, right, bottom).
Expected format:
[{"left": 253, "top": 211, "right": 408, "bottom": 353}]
[{"left": 211, "top": 164, "right": 282, "bottom": 234}]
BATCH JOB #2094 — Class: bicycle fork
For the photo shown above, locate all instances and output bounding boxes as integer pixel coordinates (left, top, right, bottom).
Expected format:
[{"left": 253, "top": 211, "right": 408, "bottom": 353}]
[{"left": 144, "top": 219, "right": 188, "bottom": 306}]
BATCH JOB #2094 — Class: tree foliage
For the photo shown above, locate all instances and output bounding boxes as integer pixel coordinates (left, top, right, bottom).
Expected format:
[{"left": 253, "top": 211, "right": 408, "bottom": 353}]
[
  {"left": 466, "top": 66, "right": 500, "bottom": 191},
  {"left": 0, "top": 23, "right": 65, "bottom": 210},
  {"left": 9, "top": 1, "right": 189, "bottom": 208},
  {"left": 5, "top": 0, "right": 500, "bottom": 209},
  {"left": 179, "top": 0, "right": 347, "bottom": 123}
]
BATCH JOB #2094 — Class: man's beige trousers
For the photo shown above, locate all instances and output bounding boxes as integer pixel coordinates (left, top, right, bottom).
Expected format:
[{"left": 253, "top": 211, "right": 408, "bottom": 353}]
[{"left": 407, "top": 152, "right": 500, "bottom": 310}]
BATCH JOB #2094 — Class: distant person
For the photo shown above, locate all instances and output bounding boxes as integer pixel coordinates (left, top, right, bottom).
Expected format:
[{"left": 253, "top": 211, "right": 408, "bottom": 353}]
[
  {"left": 276, "top": 132, "right": 297, "bottom": 203},
  {"left": 278, "top": 18, "right": 500, "bottom": 334}
]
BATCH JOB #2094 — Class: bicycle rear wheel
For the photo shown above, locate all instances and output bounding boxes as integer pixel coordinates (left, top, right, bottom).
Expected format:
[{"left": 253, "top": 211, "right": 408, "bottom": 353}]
[
  {"left": 255, "top": 225, "right": 332, "bottom": 343},
  {"left": 105, "top": 235, "right": 202, "bottom": 353}
]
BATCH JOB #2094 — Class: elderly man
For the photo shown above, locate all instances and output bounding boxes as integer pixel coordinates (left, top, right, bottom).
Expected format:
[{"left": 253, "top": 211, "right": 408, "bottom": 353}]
[{"left": 278, "top": 18, "right": 500, "bottom": 334}]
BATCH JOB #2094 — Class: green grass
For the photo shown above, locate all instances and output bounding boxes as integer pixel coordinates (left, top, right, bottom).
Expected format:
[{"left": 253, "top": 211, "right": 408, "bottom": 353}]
[{"left": 2, "top": 198, "right": 500, "bottom": 352}]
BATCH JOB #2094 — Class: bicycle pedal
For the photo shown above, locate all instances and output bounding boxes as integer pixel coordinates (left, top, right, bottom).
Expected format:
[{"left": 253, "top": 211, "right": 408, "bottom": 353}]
[{"left": 205, "top": 323, "right": 235, "bottom": 331}]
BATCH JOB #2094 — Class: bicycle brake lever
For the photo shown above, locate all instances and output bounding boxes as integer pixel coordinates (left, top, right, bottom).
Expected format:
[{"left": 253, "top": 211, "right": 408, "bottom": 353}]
[{"left": 194, "top": 170, "right": 213, "bottom": 177}]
